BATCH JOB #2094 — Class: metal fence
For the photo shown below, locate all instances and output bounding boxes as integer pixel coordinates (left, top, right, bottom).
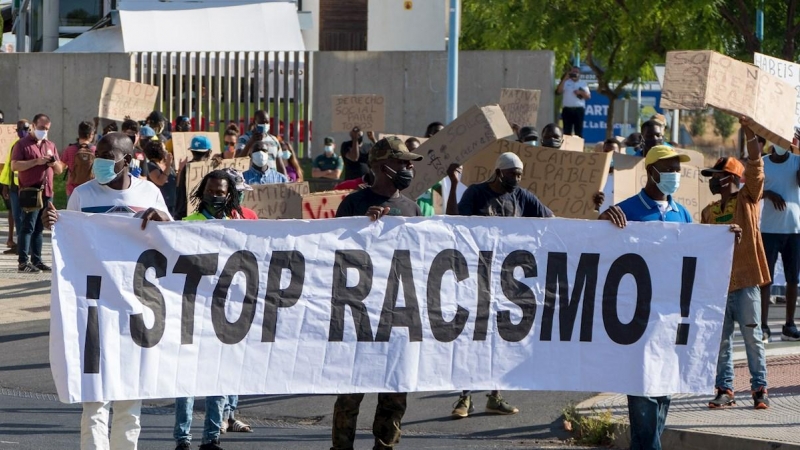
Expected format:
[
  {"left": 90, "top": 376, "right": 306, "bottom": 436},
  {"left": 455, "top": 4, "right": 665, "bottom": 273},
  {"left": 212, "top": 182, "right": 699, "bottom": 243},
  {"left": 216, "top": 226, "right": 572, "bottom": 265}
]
[{"left": 130, "top": 51, "right": 313, "bottom": 157}]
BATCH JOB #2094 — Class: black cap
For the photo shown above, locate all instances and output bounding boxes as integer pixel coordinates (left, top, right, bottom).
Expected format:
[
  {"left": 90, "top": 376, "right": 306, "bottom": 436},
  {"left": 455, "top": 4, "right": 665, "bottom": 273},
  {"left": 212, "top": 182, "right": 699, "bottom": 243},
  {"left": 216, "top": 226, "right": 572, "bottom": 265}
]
[{"left": 518, "top": 126, "right": 539, "bottom": 142}]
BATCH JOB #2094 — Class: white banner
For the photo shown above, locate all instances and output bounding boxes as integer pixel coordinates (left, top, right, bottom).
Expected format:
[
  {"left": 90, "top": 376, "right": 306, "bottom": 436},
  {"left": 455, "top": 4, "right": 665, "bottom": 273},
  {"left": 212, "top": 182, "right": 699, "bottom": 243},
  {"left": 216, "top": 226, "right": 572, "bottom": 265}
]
[{"left": 50, "top": 213, "right": 733, "bottom": 403}]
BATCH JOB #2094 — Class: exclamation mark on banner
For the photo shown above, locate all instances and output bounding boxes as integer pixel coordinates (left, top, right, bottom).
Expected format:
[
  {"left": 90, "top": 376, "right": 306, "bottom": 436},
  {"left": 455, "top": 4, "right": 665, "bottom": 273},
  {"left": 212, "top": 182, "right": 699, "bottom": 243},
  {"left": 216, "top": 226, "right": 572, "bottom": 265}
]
[
  {"left": 84, "top": 276, "right": 102, "bottom": 374},
  {"left": 675, "top": 257, "right": 697, "bottom": 345}
]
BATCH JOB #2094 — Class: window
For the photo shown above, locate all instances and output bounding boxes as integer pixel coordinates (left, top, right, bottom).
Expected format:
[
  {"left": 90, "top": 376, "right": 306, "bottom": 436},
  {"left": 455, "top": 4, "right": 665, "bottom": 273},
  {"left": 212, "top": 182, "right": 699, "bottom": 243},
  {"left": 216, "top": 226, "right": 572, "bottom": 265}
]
[{"left": 61, "top": 0, "right": 103, "bottom": 27}]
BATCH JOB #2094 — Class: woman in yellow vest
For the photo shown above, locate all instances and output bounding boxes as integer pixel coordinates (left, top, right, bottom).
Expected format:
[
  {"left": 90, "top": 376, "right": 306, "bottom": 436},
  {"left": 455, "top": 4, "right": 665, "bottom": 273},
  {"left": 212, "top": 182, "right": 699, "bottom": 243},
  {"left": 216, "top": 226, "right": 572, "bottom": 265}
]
[{"left": 0, "top": 119, "right": 29, "bottom": 254}]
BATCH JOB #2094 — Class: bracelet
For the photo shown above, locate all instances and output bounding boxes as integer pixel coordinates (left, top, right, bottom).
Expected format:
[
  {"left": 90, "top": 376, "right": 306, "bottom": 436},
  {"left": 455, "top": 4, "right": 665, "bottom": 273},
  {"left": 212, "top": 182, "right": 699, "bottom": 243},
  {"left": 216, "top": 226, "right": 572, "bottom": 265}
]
[{"left": 747, "top": 137, "right": 758, "bottom": 143}]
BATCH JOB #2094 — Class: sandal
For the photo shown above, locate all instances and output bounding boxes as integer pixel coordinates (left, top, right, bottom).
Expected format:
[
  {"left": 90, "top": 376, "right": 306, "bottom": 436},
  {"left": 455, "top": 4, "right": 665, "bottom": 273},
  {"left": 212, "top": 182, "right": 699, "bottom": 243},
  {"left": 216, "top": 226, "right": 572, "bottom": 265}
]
[{"left": 227, "top": 419, "right": 252, "bottom": 433}]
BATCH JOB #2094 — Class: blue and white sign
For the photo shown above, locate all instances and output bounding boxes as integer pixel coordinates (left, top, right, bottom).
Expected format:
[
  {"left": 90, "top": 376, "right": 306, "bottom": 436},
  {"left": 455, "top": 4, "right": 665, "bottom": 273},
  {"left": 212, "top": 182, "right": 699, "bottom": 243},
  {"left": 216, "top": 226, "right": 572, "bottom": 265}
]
[{"left": 579, "top": 90, "right": 664, "bottom": 145}]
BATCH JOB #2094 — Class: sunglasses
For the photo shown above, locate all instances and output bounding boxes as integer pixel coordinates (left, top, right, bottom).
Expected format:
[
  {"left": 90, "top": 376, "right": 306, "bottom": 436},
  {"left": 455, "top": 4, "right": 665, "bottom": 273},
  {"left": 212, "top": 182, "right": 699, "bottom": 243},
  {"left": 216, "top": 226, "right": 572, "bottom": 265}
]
[{"left": 17, "top": 126, "right": 30, "bottom": 131}]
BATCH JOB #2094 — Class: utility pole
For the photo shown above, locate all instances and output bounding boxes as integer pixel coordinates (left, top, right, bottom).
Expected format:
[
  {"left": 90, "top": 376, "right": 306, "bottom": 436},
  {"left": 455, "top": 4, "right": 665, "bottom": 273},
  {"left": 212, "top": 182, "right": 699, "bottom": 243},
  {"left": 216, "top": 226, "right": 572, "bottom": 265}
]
[{"left": 446, "top": 0, "right": 459, "bottom": 123}]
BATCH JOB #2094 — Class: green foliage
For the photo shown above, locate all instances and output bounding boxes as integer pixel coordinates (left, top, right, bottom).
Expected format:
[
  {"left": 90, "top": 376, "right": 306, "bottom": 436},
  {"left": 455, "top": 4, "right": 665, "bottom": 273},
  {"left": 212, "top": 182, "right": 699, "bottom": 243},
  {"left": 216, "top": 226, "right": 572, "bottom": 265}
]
[
  {"left": 717, "top": 1, "right": 800, "bottom": 62},
  {"left": 689, "top": 110, "right": 708, "bottom": 137},
  {"left": 562, "top": 403, "right": 617, "bottom": 446},
  {"left": 712, "top": 108, "right": 736, "bottom": 141}
]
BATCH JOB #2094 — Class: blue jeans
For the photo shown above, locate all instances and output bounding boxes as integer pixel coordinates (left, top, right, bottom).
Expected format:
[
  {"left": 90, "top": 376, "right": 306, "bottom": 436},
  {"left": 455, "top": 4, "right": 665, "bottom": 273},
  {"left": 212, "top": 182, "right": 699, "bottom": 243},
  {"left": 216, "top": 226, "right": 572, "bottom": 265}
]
[
  {"left": 627, "top": 395, "right": 670, "bottom": 450},
  {"left": 715, "top": 286, "right": 768, "bottom": 391},
  {"left": 223, "top": 395, "right": 238, "bottom": 420},
  {"left": 9, "top": 186, "right": 22, "bottom": 241},
  {"left": 174, "top": 396, "right": 225, "bottom": 444},
  {"left": 18, "top": 196, "right": 49, "bottom": 265}
]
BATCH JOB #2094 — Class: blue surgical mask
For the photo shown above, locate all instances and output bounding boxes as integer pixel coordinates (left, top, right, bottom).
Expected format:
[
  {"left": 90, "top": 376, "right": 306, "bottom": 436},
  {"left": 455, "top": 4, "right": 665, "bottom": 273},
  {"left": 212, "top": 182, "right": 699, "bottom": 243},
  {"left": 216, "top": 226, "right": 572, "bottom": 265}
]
[
  {"left": 251, "top": 151, "right": 268, "bottom": 168},
  {"left": 774, "top": 144, "right": 789, "bottom": 156},
  {"left": 281, "top": 150, "right": 292, "bottom": 160},
  {"left": 93, "top": 158, "right": 123, "bottom": 185},
  {"left": 653, "top": 169, "right": 681, "bottom": 196},
  {"left": 626, "top": 146, "right": 639, "bottom": 156}
]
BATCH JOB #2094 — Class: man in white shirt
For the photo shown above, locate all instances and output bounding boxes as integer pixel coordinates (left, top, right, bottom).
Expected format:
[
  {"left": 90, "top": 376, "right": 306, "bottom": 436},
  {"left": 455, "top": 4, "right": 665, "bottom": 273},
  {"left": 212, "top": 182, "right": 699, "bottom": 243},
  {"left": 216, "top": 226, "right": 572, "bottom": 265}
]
[
  {"left": 44, "top": 132, "right": 172, "bottom": 450},
  {"left": 556, "top": 66, "right": 591, "bottom": 138},
  {"left": 760, "top": 142, "right": 800, "bottom": 342}
]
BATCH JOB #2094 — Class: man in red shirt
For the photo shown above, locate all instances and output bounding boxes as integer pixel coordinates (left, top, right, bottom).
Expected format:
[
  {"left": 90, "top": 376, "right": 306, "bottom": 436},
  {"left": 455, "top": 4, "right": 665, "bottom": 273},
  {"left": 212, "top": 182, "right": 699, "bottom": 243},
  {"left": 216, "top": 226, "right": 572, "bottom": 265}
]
[{"left": 11, "top": 113, "right": 63, "bottom": 273}]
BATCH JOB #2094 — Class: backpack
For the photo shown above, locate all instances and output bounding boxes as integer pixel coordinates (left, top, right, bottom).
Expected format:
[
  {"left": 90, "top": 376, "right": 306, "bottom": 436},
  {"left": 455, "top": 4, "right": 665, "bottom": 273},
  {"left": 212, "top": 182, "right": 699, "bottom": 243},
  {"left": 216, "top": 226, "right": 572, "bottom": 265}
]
[{"left": 68, "top": 143, "right": 95, "bottom": 187}]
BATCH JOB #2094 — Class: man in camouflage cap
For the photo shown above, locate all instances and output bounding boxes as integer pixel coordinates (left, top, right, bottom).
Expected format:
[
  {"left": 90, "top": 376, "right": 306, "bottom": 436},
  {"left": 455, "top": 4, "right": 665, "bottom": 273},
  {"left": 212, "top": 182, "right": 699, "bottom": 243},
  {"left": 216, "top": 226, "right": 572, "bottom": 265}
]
[{"left": 331, "top": 137, "right": 423, "bottom": 449}]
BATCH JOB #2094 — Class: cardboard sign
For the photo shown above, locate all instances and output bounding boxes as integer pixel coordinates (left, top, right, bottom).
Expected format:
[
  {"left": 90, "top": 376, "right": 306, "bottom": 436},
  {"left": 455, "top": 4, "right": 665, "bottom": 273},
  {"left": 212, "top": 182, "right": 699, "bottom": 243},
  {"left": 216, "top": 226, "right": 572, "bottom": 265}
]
[
  {"left": 171, "top": 132, "right": 221, "bottom": 169},
  {"left": 561, "top": 135, "right": 585, "bottom": 152},
  {"left": 98, "top": 78, "right": 159, "bottom": 122},
  {"left": 407, "top": 104, "right": 514, "bottom": 199},
  {"left": 184, "top": 157, "right": 251, "bottom": 206},
  {"left": 301, "top": 190, "right": 354, "bottom": 219},
  {"left": 461, "top": 140, "right": 611, "bottom": 219},
  {"left": 499, "top": 88, "right": 541, "bottom": 127},
  {"left": 0, "top": 125, "right": 18, "bottom": 166},
  {"left": 661, "top": 50, "right": 795, "bottom": 149},
  {"left": 673, "top": 147, "right": 706, "bottom": 168},
  {"left": 377, "top": 134, "right": 428, "bottom": 145},
  {"left": 332, "top": 95, "right": 386, "bottom": 132},
  {"left": 241, "top": 182, "right": 309, "bottom": 219},
  {"left": 754, "top": 52, "right": 800, "bottom": 131}
]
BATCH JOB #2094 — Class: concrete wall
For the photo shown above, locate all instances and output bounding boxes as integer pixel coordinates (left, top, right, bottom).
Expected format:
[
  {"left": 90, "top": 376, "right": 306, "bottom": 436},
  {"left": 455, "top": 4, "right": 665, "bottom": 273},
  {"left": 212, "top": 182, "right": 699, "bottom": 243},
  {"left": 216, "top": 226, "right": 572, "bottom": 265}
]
[
  {"left": 367, "top": 0, "right": 446, "bottom": 51},
  {"left": 0, "top": 53, "right": 132, "bottom": 149},
  {"left": 299, "top": 0, "right": 321, "bottom": 51},
  {"left": 312, "top": 50, "right": 555, "bottom": 151}
]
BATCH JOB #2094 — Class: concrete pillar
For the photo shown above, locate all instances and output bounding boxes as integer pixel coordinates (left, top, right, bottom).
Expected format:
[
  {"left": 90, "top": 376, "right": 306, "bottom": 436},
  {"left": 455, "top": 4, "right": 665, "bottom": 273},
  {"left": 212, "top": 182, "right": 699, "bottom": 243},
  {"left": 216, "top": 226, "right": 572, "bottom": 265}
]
[{"left": 42, "top": 0, "right": 58, "bottom": 51}]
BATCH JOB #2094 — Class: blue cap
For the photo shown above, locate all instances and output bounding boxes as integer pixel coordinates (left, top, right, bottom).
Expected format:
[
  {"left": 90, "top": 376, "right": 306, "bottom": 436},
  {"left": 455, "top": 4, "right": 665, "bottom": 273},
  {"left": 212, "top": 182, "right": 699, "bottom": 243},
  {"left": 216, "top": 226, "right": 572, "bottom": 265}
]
[
  {"left": 190, "top": 136, "right": 212, "bottom": 152},
  {"left": 139, "top": 125, "right": 156, "bottom": 138}
]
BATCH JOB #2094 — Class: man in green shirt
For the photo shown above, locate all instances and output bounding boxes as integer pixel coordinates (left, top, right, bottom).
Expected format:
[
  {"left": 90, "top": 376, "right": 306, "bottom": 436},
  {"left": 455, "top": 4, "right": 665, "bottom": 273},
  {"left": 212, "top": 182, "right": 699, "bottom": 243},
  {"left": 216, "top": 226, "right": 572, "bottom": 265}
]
[{"left": 313, "top": 137, "right": 343, "bottom": 179}]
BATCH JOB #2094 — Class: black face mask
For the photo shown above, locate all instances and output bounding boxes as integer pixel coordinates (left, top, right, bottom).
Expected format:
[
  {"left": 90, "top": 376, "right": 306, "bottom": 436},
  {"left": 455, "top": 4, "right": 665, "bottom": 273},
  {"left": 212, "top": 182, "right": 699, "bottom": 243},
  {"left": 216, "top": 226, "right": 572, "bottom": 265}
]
[
  {"left": 569, "top": 74, "right": 579, "bottom": 80},
  {"left": 191, "top": 151, "right": 209, "bottom": 162},
  {"left": 498, "top": 172, "right": 519, "bottom": 193},
  {"left": 383, "top": 165, "right": 414, "bottom": 191},
  {"left": 709, "top": 176, "right": 730, "bottom": 195},
  {"left": 202, "top": 193, "right": 228, "bottom": 216},
  {"left": 541, "top": 138, "right": 562, "bottom": 148}
]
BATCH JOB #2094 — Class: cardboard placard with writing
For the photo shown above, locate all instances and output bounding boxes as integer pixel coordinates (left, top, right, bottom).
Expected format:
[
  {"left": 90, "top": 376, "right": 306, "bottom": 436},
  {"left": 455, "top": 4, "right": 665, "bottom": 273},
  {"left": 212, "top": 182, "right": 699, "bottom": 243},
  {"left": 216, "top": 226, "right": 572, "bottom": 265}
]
[
  {"left": 184, "top": 157, "right": 251, "bottom": 206},
  {"left": 561, "top": 135, "right": 585, "bottom": 152},
  {"left": 98, "top": 78, "right": 159, "bottom": 123},
  {"left": 461, "top": 140, "right": 611, "bottom": 219},
  {"left": 754, "top": 52, "right": 800, "bottom": 132},
  {"left": 301, "top": 190, "right": 354, "bottom": 219},
  {"left": 241, "top": 182, "right": 309, "bottom": 219},
  {"left": 673, "top": 147, "right": 706, "bottom": 168},
  {"left": 377, "top": 134, "right": 428, "bottom": 145},
  {"left": 171, "top": 132, "right": 221, "bottom": 169},
  {"left": 332, "top": 95, "right": 385, "bottom": 132},
  {"left": 661, "top": 50, "right": 795, "bottom": 149},
  {"left": 499, "top": 88, "right": 541, "bottom": 127},
  {"left": 406, "top": 104, "right": 514, "bottom": 200},
  {"left": 0, "top": 125, "right": 18, "bottom": 166},
  {"left": 611, "top": 153, "right": 646, "bottom": 205}
]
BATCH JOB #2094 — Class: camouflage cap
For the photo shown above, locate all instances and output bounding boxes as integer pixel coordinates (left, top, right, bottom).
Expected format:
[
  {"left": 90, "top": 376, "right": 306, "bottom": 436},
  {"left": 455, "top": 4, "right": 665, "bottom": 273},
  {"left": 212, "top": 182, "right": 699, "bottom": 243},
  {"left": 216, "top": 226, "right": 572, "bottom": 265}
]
[{"left": 369, "top": 136, "right": 424, "bottom": 164}]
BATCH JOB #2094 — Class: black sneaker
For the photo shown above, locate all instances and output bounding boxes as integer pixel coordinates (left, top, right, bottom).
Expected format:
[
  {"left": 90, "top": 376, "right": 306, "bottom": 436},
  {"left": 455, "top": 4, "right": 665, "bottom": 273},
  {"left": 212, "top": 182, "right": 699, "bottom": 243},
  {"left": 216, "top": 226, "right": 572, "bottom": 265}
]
[
  {"left": 708, "top": 387, "right": 735, "bottom": 408},
  {"left": 34, "top": 263, "right": 51, "bottom": 272},
  {"left": 762, "top": 325, "right": 771, "bottom": 344},
  {"left": 175, "top": 442, "right": 191, "bottom": 450},
  {"left": 781, "top": 324, "right": 800, "bottom": 341},
  {"left": 199, "top": 440, "right": 224, "bottom": 450},
  {"left": 753, "top": 387, "right": 769, "bottom": 409},
  {"left": 18, "top": 262, "right": 41, "bottom": 273}
]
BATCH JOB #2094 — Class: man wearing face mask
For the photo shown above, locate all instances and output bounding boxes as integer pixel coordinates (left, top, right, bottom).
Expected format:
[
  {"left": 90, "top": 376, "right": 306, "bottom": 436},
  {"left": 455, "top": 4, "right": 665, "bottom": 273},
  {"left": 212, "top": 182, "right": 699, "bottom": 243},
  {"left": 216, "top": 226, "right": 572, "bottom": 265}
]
[
  {"left": 11, "top": 113, "right": 63, "bottom": 273},
  {"left": 518, "top": 126, "right": 539, "bottom": 146},
  {"left": 599, "top": 145, "right": 693, "bottom": 450},
  {"left": 0, "top": 119, "right": 29, "bottom": 255},
  {"left": 556, "top": 67, "right": 591, "bottom": 137},
  {"left": 146, "top": 110, "right": 171, "bottom": 140},
  {"left": 540, "top": 123, "right": 564, "bottom": 149},
  {"left": 243, "top": 141, "right": 289, "bottom": 185},
  {"left": 174, "top": 136, "right": 213, "bottom": 220},
  {"left": 624, "top": 132, "right": 645, "bottom": 157},
  {"left": 44, "top": 132, "right": 171, "bottom": 450},
  {"left": 700, "top": 117, "right": 770, "bottom": 411},
  {"left": 641, "top": 120, "right": 665, "bottom": 157},
  {"left": 175, "top": 115, "right": 192, "bottom": 133},
  {"left": 759, "top": 142, "right": 800, "bottom": 343},
  {"left": 341, "top": 126, "right": 373, "bottom": 180},
  {"left": 236, "top": 110, "right": 281, "bottom": 170},
  {"left": 445, "top": 152, "right": 551, "bottom": 418},
  {"left": 313, "top": 137, "right": 343, "bottom": 180},
  {"left": 331, "top": 137, "right": 423, "bottom": 450}
]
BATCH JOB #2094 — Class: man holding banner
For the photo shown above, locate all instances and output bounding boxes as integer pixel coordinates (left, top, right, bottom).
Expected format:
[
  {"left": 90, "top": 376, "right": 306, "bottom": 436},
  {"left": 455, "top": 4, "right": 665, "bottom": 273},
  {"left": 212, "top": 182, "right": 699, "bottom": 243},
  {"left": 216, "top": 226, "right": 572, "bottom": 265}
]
[{"left": 331, "top": 137, "right": 423, "bottom": 450}]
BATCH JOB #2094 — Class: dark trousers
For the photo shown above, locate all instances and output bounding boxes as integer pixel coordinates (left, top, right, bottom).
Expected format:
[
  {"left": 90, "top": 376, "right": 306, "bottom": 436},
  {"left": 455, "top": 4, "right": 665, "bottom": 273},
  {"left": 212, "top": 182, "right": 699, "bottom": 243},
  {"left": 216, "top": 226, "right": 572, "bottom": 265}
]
[
  {"left": 18, "top": 197, "right": 49, "bottom": 265},
  {"left": 627, "top": 395, "right": 670, "bottom": 450},
  {"left": 9, "top": 185, "right": 22, "bottom": 241},
  {"left": 331, "top": 393, "right": 407, "bottom": 450},
  {"left": 562, "top": 106, "right": 586, "bottom": 137}
]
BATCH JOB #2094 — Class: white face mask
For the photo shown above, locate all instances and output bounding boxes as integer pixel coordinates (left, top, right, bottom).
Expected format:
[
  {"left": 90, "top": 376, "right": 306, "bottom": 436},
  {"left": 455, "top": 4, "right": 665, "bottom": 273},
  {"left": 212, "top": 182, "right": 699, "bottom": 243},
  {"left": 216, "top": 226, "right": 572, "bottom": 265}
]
[
  {"left": 324, "top": 145, "right": 334, "bottom": 154},
  {"left": 251, "top": 151, "right": 268, "bottom": 168},
  {"left": 774, "top": 144, "right": 789, "bottom": 156},
  {"left": 34, "top": 129, "right": 47, "bottom": 141}
]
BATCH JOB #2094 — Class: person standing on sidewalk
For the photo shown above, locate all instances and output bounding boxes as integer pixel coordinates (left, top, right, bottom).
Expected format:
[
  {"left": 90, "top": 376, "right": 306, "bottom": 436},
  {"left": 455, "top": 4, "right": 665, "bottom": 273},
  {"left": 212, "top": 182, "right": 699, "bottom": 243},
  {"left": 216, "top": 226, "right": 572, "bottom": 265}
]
[
  {"left": 759, "top": 142, "right": 800, "bottom": 343},
  {"left": 11, "top": 113, "right": 62, "bottom": 273},
  {"left": 43, "top": 132, "right": 172, "bottom": 450},
  {"left": 0, "top": 119, "right": 29, "bottom": 255},
  {"left": 556, "top": 67, "right": 590, "bottom": 137},
  {"left": 701, "top": 118, "right": 770, "bottom": 410},
  {"left": 598, "top": 145, "right": 693, "bottom": 450}
]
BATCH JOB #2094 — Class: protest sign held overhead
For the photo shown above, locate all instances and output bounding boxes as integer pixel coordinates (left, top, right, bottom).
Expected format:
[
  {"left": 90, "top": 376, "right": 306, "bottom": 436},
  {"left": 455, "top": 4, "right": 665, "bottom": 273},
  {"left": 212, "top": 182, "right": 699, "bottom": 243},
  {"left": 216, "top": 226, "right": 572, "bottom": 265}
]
[
  {"left": 332, "top": 95, "right": 386, "bottom": 132},
  {"left": 661, "top": 50, "right": 795, "bottom": 149},
  {"left": 499, "top": 88, "right": 541, "bottom": 127},
  {"left": 97, "top": 78, "right": 159, "bottom": 122},
  {"left": 241, "top": 182, "right": 309, "bottom": 219},
  {"left": 461, "top": 140, "right": 611, "bottom": 219},
  {"left": 754, "top": 52, "right": 800, "bottom": 132},
  {"left": 302, "top": 190, "right": 353, "bottom": 219},
  {"left": 171, "top": 132, "right": 221, "bottom": 169},
  {"left": 406, "top": 105, "right": 514, "bottom": 199},
  {"left": 51, "top": 213, "right": 732, "bottom": 402},
  {"left": 0, "top": 125, "right": 17, "bottom": 165}
]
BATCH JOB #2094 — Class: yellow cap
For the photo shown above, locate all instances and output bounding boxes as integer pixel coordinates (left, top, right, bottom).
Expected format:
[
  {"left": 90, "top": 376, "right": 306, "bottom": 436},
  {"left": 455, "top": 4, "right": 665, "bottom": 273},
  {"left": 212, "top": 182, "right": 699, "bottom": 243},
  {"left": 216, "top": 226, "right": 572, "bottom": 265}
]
[{"left": 645, "top": 145, "right": 691, "bottom": 166}]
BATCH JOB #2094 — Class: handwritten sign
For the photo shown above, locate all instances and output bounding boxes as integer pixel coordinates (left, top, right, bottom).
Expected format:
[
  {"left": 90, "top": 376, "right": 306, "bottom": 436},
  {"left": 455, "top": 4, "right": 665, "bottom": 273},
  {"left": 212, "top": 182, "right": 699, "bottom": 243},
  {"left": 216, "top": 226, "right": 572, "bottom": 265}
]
[
  {"left": 499, "top": 88, "right": 541, "bottom": 127},
  {"left": 332, "top": 95, "right": 385, "bottom": 132},
  {"left": 0, "top": 125, "right": 18, "bottom": 166},
  {"left": 406, "top": 104, "right": 514, "bottom": 199},
  {"left": 661, "top": 50, "right": 795, "bottom": 149},
  {"left": 171, "top": 132, "right": 221, "bottom": 169},
  {"left": 301, "top": 190, "right": 354, "bottom": 219},
  {"left": 98, "top": 78, "right": 159, "bottom": 122},
  {"left": 754, "top": 52, "right": 800, "bottom": 136},
  {"left": 461, "top": 140, "right": 611, "bottom": 219},
  {"left": 561, "top": 135, "right": 585, "bottom": 152},
  {"left": 241, "top": 182, "right": 309, "bottom": 219},
  {"left": 184, "top": 157, "right": 251, "bottom": 206}
]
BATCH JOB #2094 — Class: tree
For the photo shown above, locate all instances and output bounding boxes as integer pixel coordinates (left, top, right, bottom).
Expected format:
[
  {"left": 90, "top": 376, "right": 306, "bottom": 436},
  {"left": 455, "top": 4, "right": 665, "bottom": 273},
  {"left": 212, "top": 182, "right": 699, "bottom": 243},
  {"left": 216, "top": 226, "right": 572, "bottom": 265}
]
[
  {"left": 712, "top": 108, "right": 736, "bottom": 144},
  {"left": 718, "top": 1, "right": 800, "bottom": 62}
]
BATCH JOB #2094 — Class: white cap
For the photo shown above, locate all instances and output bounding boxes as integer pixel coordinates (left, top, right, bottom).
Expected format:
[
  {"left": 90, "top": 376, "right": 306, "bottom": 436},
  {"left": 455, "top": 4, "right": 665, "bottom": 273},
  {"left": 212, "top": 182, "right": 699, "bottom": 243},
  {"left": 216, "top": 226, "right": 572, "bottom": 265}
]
[{"left": 495, "top": 152, "right": 524, "bottom": 171}]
